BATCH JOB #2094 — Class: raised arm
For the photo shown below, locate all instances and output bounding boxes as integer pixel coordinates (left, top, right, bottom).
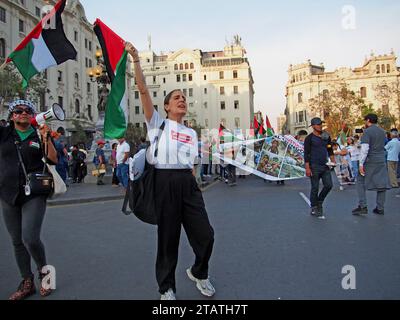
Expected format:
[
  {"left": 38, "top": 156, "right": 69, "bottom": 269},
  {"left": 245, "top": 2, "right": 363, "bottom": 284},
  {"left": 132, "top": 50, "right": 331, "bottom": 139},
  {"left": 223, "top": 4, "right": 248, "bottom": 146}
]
[{"left": 125, "top": 42, "right": 154, "bottom": 122}]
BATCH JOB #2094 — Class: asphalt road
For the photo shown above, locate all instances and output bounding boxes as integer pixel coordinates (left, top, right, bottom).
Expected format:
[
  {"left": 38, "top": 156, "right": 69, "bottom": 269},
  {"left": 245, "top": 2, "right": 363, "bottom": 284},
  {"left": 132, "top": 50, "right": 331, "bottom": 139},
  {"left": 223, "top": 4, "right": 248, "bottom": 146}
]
[{"left": 1, "top": 176, "right": 399, "bottom": 300}]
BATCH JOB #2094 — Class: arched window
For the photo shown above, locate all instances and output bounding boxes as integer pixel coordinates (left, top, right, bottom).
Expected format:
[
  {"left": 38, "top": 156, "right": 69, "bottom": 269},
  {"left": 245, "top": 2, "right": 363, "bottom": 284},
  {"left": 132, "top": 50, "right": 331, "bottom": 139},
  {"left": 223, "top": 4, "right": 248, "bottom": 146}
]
[
  {"left": 381, "top": 64, "right": 385, "bottom": 74},
  {"left": 295, "top": 74, "right": 299, "bottom": 82},
  {"left": 376, "top": 65, "right": 380, "bottom": 74},
  {"left": 292, "top": 76, "right": 295, "bottom": 83},
  {"left": 185, "top": 63, "right": 189, "bottom": 69},
  {"left": 75, "top": 99, "right": 80, "bottom": 114},
  {"left": 74, "top": 73, "right": 79, "bottom": 88},
  {"left": 298, "top": 92, "right": 303, "bottom": 103},
  {"left": 174, "top": 64, "right": 178, "bottom": 70},
  {"left": 179, "top": 63, "right": 183, "bottom": 70},
  {"left": 299, "top": 74, "right": 303, "bottom": 81},
  {"left": 387, "top": 64, "right": 391, "bottom": 73},
  {"left": 0, "top": 38, "right": 5, "bottom": 59},
  {"left": 190, "top": 63, "right": 194, "bottom": 69},
  {"left": 360, "top": 87, "right": 367, "bottom": 98}
]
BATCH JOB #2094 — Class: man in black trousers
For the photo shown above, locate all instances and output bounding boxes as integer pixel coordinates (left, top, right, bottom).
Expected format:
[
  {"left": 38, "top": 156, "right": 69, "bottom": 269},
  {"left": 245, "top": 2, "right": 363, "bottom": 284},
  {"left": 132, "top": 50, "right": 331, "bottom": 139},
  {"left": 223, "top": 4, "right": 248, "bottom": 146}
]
[{"left": 304, "top": 118, "right": 336, "bottom": 219}]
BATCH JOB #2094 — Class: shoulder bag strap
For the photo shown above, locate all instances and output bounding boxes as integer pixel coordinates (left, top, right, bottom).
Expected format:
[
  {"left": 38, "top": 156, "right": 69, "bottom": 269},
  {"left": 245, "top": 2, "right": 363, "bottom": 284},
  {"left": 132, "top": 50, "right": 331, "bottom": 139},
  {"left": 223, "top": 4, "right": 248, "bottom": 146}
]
[{"left": 154, "top": 121, "right": 166, "bottom": 159}]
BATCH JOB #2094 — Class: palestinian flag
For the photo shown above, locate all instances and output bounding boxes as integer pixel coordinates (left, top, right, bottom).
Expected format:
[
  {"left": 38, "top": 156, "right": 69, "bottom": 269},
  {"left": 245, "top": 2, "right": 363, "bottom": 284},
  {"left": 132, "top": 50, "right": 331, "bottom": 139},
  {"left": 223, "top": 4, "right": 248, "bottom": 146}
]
[
  {"left": 94, "top": 19, "right": 128, "bottom": 139},
  {"left": 5, "top": 0, "right": 76, "bottom": 87},
  {"left": 265, "top": 115, "right": 275, "bottom": 137},
  {"left": 253, "top": 116, "right": 266, "bottom": 137}
]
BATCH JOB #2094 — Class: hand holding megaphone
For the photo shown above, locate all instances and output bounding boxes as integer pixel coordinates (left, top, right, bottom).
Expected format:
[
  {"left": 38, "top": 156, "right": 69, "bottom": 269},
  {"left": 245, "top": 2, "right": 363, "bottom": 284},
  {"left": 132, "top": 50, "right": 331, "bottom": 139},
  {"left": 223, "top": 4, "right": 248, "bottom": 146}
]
[{"left": 31, "top": 103, "right": 65, "bottom": 127}]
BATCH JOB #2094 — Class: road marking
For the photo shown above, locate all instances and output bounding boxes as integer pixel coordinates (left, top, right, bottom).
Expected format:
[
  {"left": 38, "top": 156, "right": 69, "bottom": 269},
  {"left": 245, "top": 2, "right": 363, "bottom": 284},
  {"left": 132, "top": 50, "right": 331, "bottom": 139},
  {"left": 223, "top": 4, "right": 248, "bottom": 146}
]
[{"left": 299, "top": 192, "right": 311, "bottom": 208}]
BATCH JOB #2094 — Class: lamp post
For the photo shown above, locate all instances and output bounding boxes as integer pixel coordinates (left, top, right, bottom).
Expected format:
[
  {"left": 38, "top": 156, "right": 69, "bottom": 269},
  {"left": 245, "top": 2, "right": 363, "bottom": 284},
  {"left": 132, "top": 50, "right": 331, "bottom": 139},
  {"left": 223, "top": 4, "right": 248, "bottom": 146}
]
[{"left": 86, "top": 49, "right": 110, "bottom": 142}]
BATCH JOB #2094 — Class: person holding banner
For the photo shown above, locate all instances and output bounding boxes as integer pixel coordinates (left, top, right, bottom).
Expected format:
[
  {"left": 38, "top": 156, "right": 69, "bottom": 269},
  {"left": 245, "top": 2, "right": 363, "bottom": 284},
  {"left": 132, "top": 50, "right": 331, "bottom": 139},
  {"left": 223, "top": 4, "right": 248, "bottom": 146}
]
[
  {"left": 0, "top": 100, "right": 57, "bottom": 300},
  {"left": 304, "top": 118, "right": 335, "bottom": 218},
  {"left": 125, "top": 42, "right": 215, "bottom": 301}
]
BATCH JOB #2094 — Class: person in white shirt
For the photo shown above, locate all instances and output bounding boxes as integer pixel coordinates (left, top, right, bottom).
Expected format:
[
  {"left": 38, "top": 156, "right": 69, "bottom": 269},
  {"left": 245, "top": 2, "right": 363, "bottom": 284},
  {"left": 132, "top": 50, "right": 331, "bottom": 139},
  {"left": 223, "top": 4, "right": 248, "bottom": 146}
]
[
  {"left": 346, "top": 136, "right": 361, "bottom": 181},
  {"left": 116, "top": 138, "right": 130, "bottom": 189},
  {"left": 125, "top": 42, "right": 215, "bottom": 301},
  {"left": 385, "top": 129, "right": 400, "bottom": 188}
]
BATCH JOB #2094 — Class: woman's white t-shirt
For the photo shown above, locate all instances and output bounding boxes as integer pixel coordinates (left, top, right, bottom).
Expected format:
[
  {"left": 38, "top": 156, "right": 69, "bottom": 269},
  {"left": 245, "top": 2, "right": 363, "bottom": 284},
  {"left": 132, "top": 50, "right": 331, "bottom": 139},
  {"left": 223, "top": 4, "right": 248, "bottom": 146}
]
[{"left": 146, "top": 111, "right": 198, "bottom": 169}]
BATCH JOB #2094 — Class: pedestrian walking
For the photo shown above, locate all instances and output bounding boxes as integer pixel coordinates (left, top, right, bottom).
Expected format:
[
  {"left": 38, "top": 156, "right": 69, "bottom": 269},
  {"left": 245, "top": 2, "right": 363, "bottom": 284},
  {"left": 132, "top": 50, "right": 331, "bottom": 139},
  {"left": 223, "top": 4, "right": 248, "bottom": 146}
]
[
  {"left": 116, "top": 137, "right": 130, "bottom": 190},
  {"left": 126, "top": 42, "right": 215, "bottom": 301},
  {"left": 0, "top": 99, "right": 57, "bottom": 300},
  {"left": 304, "top": 117, "right": 336, "bottom": 218},
  {"left": 384, "top": 129, "right": 400, "bottom": 188},
  {"left": 352, "top": 114, "right": 391, "bottom": 215}
]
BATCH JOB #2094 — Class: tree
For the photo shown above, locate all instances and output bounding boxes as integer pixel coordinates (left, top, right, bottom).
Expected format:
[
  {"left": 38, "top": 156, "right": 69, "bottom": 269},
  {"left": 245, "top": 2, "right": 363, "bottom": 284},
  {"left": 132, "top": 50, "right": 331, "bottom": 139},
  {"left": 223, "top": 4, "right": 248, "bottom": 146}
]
[
  {"left": 0, "top": 63, "right": 47, "bottom": 110},
  {"left": 308, "top": 82, "right": 366, "bottom": 138},
  {"left": 125, "top": 123, "right": 147, "bottom": 153},
  {"left": 373, "top": 81, "right": 400, "bottom": 129},
  {"left": 71, "top": 119, "right": 90, "bottom": 147}
]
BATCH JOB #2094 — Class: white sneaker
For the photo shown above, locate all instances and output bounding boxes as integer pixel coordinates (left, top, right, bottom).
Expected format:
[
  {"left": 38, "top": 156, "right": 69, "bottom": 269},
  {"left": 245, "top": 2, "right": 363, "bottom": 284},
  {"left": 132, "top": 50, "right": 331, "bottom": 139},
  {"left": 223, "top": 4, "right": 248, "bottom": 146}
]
[
  {"left": 160, "top": 288, "right": 176, "bottom": 300},
  {"left": 186, "top": 268, "right": 215, "bottom": 297}
]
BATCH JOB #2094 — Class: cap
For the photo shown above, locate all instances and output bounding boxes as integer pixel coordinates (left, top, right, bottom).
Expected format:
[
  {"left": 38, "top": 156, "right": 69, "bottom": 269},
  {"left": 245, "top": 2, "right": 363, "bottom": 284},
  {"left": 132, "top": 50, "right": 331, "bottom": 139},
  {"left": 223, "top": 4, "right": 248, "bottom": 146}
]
[
  {"left": 97, "top": 140, "right": 106, "bottom": 145},
  {"left": 310, "top": 117, "right": 324, "bottom": 126}
]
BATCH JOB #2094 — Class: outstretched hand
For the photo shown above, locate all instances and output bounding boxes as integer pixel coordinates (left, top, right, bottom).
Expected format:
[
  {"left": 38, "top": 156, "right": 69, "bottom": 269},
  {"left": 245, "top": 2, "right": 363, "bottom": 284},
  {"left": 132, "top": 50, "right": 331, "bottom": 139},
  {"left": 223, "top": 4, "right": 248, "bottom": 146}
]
[{"left": 125, "top": 42, "right": 139, "bottom": 61}]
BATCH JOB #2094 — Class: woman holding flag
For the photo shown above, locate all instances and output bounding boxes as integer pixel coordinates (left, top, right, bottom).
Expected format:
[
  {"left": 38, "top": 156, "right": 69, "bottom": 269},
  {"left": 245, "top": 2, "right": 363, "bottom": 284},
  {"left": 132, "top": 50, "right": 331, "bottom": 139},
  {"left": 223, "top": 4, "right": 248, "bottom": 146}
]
[{"left": 125, "top": 42, "right": 215, "bottom": 300}]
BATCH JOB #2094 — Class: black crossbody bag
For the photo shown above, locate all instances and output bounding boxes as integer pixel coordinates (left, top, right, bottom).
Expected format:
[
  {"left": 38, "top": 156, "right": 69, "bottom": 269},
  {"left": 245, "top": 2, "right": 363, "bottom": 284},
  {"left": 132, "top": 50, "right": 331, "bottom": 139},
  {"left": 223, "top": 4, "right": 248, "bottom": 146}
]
[
  {"left": 15, "top": 137, "right": 54, "bottom": 197},
  {"left": 122, "top": 121, "right": 165, "bottom": 225}
]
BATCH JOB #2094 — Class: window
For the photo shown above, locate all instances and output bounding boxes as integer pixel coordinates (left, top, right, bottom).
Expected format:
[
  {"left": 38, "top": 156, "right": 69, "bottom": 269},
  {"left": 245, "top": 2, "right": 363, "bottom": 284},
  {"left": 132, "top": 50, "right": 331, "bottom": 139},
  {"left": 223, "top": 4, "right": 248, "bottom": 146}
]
[
  {"left": 0, "top": 7, "right": 6, "bottom": 23},
  {"left": 220, "top": 87, "right": 225, "bottom": 95},
  {"left": 235, "top": 118, "right": 240, "bottom": 128},
  {"left": 183, "top": 89, "right": 187, "bottom": 96},
  {"left": 189, "top": 88, "right": 193, "bottom": 97},
  {"left": 219, "top": 71, "right": 224, "bottom": 79},
  {"left": 182, "top": 74, "right": 187, "bottom": 82},
  {"left": 134, "top": 91, "right": 139, "bottom": 99},
  {"left": 298, "top": 111, "right": 305, "bottom": 123},
  {"left": 221, "top": 101, "right": 226, "bottom": 110},
  {"left": 153, "top": 76, "right": 156, "bottom": 84},
  {"left": 58, "top": 71, "right": 63, "bottom": 82},
  {"left": 164, "top": 90, "right": 166, "bottom": 97},
  {"left": 381, "top": 64, "right": 385, "bottom": 74},
  {"left": 88, "top": 105, "right": 92, "bottom": 120},
  {"left": 74, "top": 31, "right": 78, "bottom": 42},
  {"left": 163, "top": 77, "right": 166, "bottom": 84},
  {"left": 153, "top": 91, "right": 157, "bottom": 98},
  {"left": 85, "top": 39, "right": 88, "bottom": 49},
  {"left": 376, "top": 65, "right": 380, "bottom": 74},
  {"left": 135, "top": 106, "right": 140, "bottom": 114},
  {"left": 295, "top": 74, "right": 299, "bottom": 82},
  {"left": 89, "top": 59, "right": 92, "bottom": 68},
  {"left": 189, "top": 103, "right": 194, "bottom": 108},
  {"left": 58, "top": 96, "right": 63, "bottom": 108},
  {"left": 74, "top": 73, "right": 79, "bottom": 88},
  {"left": 190, "top": 63, "right": 194, "bottom": 69},
  {"left": 0, "top": 38, "right": 5, "bottom": 58},
  {"left": 204, "top": 102, "right": 208, "bottom": 109},
  {"left": 188, "top": 74, "right": 193, "bottom": 82},
  {"left": 75, "top": 99, "right": 80, "bottom": 114},
  {"left": 204, "top": 75, "right": 207, "bottom": 81},
  {"left": 43, "top": 70, "right": 47, "bottom": 80},
  {"left": 234, "top": 101, "right": 239, "bottom": 110},
  {"left": 135, "top": 123, "right": 140, "bottom": 128},
  {"left": 234, "top": 86, "right": 239, "bottom": 94},
  {"left": 179, "top": 63, "right": 183, "bottom": 70},
  {"left": 204, "top": 88, "right": 208, "bottom": 94},
  {"left": 387, "top": 64, "right": 391, "bottom": 73},
  {"left": 174, "top": 64, "right": 178, "bottom": 70},
  {"left": 233, "top": 70, "right": 238, "bottom": 79},
  {"left": 360, "top": 87, "right": 367, "bottom": 98},
  {"left": 176, "top": 75, "right": 181, "bottom": 82},
  {"left": 298, "top": 92, "right": 303, "bottom": 103},
  {"left": 154, "top": 105, "right": 158, "bottom": 111},
  {"left": 89, "top": 41, "right": 92, "bottom": 51},
  {"left": 185, "top": 63, "right": 189, "bottom": 69},
  {"left": 19, "top": 19, "right": 24, "bottom": 33},
  {"left": 85, "top": 57, "right": 88, "bottom": 68},
  {"left": 87, "top": 83, "right": 91, "bottom": 93},
  {"left": 35, "top": 7, "right": 41, "bottom": 17}
]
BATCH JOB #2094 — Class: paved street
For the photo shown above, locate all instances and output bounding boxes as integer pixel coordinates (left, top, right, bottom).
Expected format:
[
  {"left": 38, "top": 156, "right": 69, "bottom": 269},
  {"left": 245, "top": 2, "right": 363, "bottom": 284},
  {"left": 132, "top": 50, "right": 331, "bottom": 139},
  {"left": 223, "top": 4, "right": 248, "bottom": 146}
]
[{"left": 1, "top": 176, "right": 399, "bottom": 300}]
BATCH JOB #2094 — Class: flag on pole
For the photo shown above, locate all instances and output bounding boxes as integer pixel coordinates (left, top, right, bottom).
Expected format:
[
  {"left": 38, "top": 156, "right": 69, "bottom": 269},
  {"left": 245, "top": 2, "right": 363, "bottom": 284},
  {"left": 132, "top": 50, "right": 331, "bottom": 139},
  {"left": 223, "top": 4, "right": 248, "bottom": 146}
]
[
  {"left": 94, "top": 19, "right": 128, "bottom": 139},
  {"left": 265, "top": 115, "right": 275, "bottom": 137},
  {"left": 5, "top": 0, "right": 76, "bottom": 88},
  {"left": 253, "top": 116, "right": 266, "bottom": 137}
]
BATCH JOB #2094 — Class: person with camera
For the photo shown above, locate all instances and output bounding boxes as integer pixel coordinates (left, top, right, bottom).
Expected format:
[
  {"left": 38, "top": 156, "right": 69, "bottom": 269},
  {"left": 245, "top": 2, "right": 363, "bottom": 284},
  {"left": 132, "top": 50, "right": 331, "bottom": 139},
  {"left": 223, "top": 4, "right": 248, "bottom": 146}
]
[
  {"left": 0, "top": 100, "right": 57, "bottom": 300},
  {"left": 125, "top": 42, "right": 215, "bottom": 300},
  {"left": 304, "top": 118, "right": 336, "bottom": 219},
  {"left": 352, "top": 114, "right": 391, "bottom": 215}
]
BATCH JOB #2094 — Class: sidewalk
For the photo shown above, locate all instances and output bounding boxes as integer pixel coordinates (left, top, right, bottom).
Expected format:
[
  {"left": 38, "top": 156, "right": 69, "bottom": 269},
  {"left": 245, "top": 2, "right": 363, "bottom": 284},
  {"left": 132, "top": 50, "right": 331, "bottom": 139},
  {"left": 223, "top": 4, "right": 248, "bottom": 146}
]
[{"left": 48, "top": 175, "right": 220, "bottom": 207}]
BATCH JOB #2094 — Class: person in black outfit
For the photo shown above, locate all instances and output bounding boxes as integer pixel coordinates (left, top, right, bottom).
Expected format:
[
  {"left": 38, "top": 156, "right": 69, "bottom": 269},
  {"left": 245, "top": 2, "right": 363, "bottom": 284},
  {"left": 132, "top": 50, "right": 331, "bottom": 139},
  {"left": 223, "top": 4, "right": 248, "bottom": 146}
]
[
  {"left": 0, "top": 100, "right": 58, "bottom": 300},
  {"left": 71, "top": 145, "right": 86, "bottom": 183},
  {"left": 304, "top": 118, "right": 336, "bottom": 218}
]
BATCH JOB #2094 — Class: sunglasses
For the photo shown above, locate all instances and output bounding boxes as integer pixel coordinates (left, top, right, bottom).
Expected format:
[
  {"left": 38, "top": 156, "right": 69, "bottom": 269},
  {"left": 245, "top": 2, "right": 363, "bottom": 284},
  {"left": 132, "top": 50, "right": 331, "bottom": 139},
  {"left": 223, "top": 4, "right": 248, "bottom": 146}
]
[{"left": 13, "top": 108, "right": 34, "bottom": 115}]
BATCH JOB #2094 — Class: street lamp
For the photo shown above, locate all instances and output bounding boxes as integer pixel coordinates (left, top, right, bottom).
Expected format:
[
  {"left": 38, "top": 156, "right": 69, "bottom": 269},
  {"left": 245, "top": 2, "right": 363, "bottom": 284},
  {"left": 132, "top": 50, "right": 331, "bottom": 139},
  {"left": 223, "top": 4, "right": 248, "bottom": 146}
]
[{"left": 86, "top": 49, "right": 110, "bottom": 85}]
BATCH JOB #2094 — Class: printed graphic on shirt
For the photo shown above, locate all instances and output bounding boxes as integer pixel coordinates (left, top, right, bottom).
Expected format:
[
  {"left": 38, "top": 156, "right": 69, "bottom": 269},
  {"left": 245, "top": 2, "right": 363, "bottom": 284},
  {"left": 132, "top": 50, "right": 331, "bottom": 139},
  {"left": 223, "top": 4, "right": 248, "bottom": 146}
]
[
  {"left": 171, "top": 130, "right": 194, "bottom": 145},
  {"left": 29, "top": 141, "right": 40, "bottom": 149}
]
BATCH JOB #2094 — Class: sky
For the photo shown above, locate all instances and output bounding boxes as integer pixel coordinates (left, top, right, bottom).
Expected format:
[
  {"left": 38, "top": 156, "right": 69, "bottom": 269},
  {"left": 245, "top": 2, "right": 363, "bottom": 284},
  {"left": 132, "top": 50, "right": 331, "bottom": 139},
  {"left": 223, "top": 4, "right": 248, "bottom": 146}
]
[{"left": 80, "top": 0, "right": 400, "bottom": 129}]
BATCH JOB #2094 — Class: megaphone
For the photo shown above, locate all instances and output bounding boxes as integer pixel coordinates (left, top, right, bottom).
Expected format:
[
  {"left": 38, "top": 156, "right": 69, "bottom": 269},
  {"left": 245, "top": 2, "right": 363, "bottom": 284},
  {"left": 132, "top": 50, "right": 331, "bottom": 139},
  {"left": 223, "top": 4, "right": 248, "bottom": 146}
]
[{"left": 31, "top": 103, "right": 65, "bottom": 127}]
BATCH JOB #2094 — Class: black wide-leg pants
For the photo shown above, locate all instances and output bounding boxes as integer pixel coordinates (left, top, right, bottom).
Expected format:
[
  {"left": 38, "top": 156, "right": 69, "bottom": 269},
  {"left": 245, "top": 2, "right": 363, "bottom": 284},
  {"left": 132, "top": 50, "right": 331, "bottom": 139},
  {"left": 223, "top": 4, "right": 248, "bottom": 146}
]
[{"left": 154, "top": 169, "right": 214, "bottom": 294}]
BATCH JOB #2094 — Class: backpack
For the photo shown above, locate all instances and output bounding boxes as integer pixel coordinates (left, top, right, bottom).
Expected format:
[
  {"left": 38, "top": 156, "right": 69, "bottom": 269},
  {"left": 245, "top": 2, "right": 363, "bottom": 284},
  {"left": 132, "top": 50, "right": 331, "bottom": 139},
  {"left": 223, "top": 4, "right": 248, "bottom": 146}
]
[{"left": 122, "top": 122, "right": 165, "bottom": 225}]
